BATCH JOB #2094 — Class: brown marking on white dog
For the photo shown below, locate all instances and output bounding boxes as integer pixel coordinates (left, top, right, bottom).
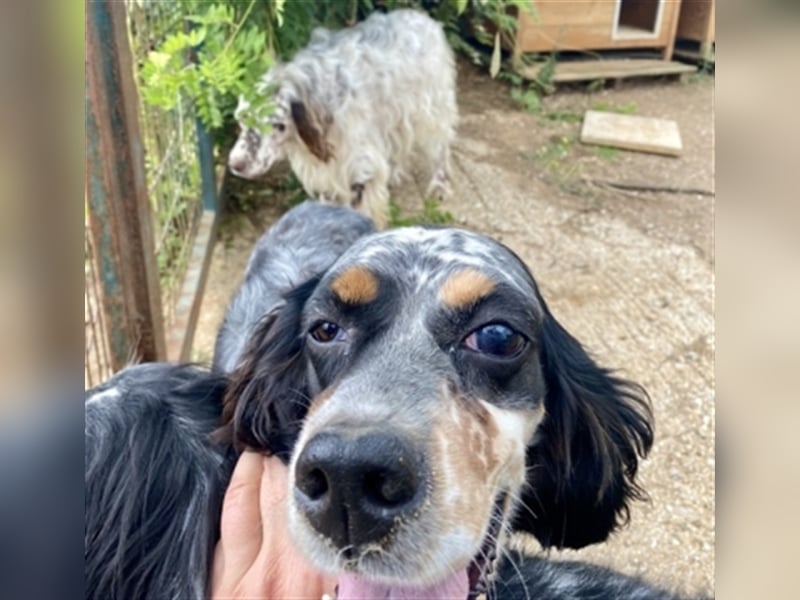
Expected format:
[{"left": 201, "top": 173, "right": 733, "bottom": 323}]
[
  {"left": 425, "top": 383, "right": 546, "bottom": 561},
  {"left": 425, "top": 388, "right": 503, "bottom": 547},
  {"left": 439, "top": 269, "right": 495, "bottom": 311},
  {"left": 331, "top": 266, "right": 379, "bottom": 305},
  {"left": 291, "top": 100, "right": 334, "bottom": 162}
]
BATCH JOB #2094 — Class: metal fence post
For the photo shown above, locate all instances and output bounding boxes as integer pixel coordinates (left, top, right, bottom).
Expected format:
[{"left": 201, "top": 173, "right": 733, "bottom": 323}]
[{"left": 86, "top": 0, "right": 166, "bottom": 368}]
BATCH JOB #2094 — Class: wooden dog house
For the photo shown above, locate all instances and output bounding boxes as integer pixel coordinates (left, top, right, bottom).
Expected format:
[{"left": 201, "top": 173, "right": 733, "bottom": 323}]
[
  {"left": 512, "top": 1, "right": 699, "bottom": 83},
  {"left": 514, "top": 0, "right": 681, "bottom": 59},
  {"left": 674, "top": 0, "right": 715, "bottom": 62}
]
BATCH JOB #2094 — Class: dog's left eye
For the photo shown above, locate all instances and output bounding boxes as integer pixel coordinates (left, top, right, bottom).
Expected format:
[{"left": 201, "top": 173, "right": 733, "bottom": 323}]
[
  {"left": 309, "top": 321, "right": 348, "bottom": 343},
  {"left": 272, "top": 122, "right": 286, "bottom": 132},
  {"left": 463, "top": 324, "right": 526, "bottom": 358}
]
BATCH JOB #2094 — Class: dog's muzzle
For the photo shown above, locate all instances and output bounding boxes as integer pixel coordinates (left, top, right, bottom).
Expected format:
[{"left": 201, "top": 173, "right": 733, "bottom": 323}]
[{"left": 293, "top": 429, "right": 428, "bottom": 555}]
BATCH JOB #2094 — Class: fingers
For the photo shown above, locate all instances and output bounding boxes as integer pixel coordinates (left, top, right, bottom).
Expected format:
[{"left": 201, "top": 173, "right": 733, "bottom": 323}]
[
  {"left": 211, "top": 452, "right": 338, "bottom": 599},
  {"left": 212, "top": 450, "right": 264, "bottom": 590},
  {"left": 257, "top": 456, "right": 339, "bottom": 598},
  {"left": 259, "top": 454, "right": 290, "bottom": 542}
]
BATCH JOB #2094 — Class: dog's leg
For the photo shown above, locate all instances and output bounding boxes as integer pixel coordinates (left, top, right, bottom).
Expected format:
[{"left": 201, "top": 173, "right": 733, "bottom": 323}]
[
  {"left": 388, "top": 162, "right": 408, "bottom": 187},
  {"left": 318, "top": 191, "right": 337, "bottom": 204},
  {"left": 349, "top": 156, "right": 390, "bottom": 228},
  {"left": 355, "top": 182, "right": 389, "bottom": 229},
  {"left": 350, "top": 183, "right": 365, "bottom": 207},
  {"left": 425, "top": 142, "right": 452, "bottom": 200}
]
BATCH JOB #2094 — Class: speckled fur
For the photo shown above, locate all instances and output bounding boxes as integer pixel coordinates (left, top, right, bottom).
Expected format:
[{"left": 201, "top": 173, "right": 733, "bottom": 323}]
[{"left": 213, "top": 201, "right": 374, "bottom": 373}]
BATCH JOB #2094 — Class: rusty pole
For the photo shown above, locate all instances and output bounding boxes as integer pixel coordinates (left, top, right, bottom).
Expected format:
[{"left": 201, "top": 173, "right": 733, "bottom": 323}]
[{"left": 85, "top": 0, "right": 166, "bottom": 369}]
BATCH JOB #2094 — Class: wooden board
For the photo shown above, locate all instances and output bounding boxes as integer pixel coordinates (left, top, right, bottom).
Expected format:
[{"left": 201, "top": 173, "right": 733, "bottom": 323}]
[
  {"left": 580, "top": 110, "right": 683, "bottom": 156},
  {"left": 519, "top": 59, "right": 696, "bottom": 83}
]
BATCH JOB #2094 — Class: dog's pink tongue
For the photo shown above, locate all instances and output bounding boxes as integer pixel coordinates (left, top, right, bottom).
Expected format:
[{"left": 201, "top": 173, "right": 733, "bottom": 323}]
[{"left": 337, "top": 570, "right": 468, "bottom": 599}]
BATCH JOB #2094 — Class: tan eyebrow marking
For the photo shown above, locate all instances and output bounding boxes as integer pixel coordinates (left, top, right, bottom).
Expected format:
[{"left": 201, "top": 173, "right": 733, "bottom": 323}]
[
  {"left": 330, "top": 265, "right": 379, "bottom": 305},
  {"left": 439, "top": 268, "right": 495, "bottom": 310}
]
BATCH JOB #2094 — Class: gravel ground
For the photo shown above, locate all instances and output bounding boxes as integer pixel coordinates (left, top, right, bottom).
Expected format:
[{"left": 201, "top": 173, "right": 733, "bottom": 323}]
[{"left": 193, "top": 62, "right": 715, "bottom": 598}]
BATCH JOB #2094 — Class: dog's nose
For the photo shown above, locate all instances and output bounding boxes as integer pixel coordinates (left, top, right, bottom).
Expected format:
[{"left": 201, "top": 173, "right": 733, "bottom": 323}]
[
  {"left": 294, "top": 431, "right": 426, "bottom": 549},
  {"left": 228, "top": 156, "right": 247, "bottom": 175}
]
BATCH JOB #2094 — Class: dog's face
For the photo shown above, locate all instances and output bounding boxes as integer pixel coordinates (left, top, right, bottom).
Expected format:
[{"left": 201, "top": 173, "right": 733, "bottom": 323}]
[
  {"left": 223, "top": 227, "right": 653, "bottom": 596},
  {"left": 228, "top": 82, "right": 333, "bottom": 180},
  {"left": 291, "top": 228, "right": 548, "bottom": 590},
  {"left": 228, "top": 95, "right": 291, "bottom": 180}
]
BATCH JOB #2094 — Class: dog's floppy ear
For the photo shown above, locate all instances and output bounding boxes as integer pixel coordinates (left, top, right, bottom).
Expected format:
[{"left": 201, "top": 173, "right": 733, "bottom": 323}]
[
  {"left": 290, "top": 99, "right": 333, "bottom": 162},
  {"left": 214, "top": 277, "right": 320, "bottom": 462},
  {"left": 513, "top": 301, "right": 654, "bottom": 549}
]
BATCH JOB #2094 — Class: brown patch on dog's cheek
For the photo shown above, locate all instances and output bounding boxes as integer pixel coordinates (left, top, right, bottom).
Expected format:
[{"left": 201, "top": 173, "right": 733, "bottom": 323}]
[
  {"left": 429, "top": 428, "right": 485, "bottom": 542},
  {"left": 438, "top": 268, "right": 495, "bottom": 310},
  {"left": 463, "top": 399, "right": 500, "bottom": 479},
  {"left": 427, "top": 391, "right": 502, "bottom": 543},
  {"left": 330, "top": 266, "right": 379, "bottom": 305}
]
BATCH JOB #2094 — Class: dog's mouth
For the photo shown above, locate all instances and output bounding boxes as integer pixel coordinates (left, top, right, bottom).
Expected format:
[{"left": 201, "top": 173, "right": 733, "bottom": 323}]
[{"left": 335, "top": 493, "right": 507, "bottom": 600}]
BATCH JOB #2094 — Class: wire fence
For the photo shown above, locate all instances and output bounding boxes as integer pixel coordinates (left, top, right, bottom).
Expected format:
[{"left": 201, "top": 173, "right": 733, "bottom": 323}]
[
  {"left": 84, "top": 224, "right": 113, "bottom": 388},
  {"left": 126, "top": 0, "right": 204, "bottom": 326}
]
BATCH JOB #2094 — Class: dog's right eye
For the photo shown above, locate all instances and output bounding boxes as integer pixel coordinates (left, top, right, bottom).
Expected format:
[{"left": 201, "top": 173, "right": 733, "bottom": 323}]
[
  {"left": 309, "top": 321, "right": 347, "bottom": 343},
  {"left": 463, "top": 323, "right": 526, "bottom": 358}
]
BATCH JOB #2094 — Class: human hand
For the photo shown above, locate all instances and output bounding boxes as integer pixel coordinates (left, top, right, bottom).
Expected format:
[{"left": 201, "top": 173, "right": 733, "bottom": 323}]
[{"left": 211, "top": 451, "right": 337, "bottom": 599}]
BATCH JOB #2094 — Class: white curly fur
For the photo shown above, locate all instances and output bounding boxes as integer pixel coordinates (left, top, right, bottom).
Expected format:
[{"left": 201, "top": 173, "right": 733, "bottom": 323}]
[{"left": 228, "top": 9, "right": 458, "bottom": 227}]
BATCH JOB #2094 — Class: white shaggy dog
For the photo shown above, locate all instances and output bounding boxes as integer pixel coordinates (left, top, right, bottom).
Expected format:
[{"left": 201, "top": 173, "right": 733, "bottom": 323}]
[{"left": 228, "top": 9, "right": 458, "bottom": 227}]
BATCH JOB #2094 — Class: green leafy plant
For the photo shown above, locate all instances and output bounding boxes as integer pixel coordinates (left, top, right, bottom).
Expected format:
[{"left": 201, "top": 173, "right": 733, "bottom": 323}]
[
  {"left": 458, "top": 0, "right": 536, "bottom": 53},
  {"left": 139, "top": 0, "right": 541, "bottom": 133},
  {"left": 360, "top": 0, "right": 537, "bottom": 72},
  {"left": 528, "top": 53, "right": 556, "bottom": 93},
  {"left": 510, "top": 86, "right": 541, "bottom": 113},
  {"left": 139, "top": 1, "right": 273, "bottom": 130},
  {"left": 504, "top": 50, "right": 554, "bottom": 117}
]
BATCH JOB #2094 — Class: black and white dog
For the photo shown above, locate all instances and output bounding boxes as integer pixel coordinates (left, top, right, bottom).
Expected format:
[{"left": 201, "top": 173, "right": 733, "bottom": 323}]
[{"left": 86, "top": 201, "right": 694, "bottom": 599}]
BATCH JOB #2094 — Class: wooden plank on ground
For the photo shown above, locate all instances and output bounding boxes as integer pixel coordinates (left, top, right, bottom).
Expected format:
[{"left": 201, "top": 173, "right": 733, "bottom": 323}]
[
  {"left": 519, "top": 59, "right": 696, "bottom": 83},
  {"left": 580, "top": 110, "right": 683, "bottom": 156}
]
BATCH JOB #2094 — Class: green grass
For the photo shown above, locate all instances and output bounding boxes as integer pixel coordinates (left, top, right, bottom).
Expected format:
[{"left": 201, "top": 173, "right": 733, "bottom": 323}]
[
  {"left": 591, "top": 100, "right": 638, "bottom": 115},
  {"left": 389, "top": 198, "right": 454, "bottom": 227},
  {"left": 542, "top": 110, "right": 583, "bottom": 123},
  {"left": 535, "top": 135, "right": 573, "bottom": 165},
  {"left": 593, "top": 145, "right": 620, "bottom": 160}
]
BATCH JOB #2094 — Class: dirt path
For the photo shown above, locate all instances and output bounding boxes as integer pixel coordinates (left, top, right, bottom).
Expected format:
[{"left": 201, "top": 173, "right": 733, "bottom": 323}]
[{"left": 193, "top": 64, "right": 714, "bottom": 597}]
